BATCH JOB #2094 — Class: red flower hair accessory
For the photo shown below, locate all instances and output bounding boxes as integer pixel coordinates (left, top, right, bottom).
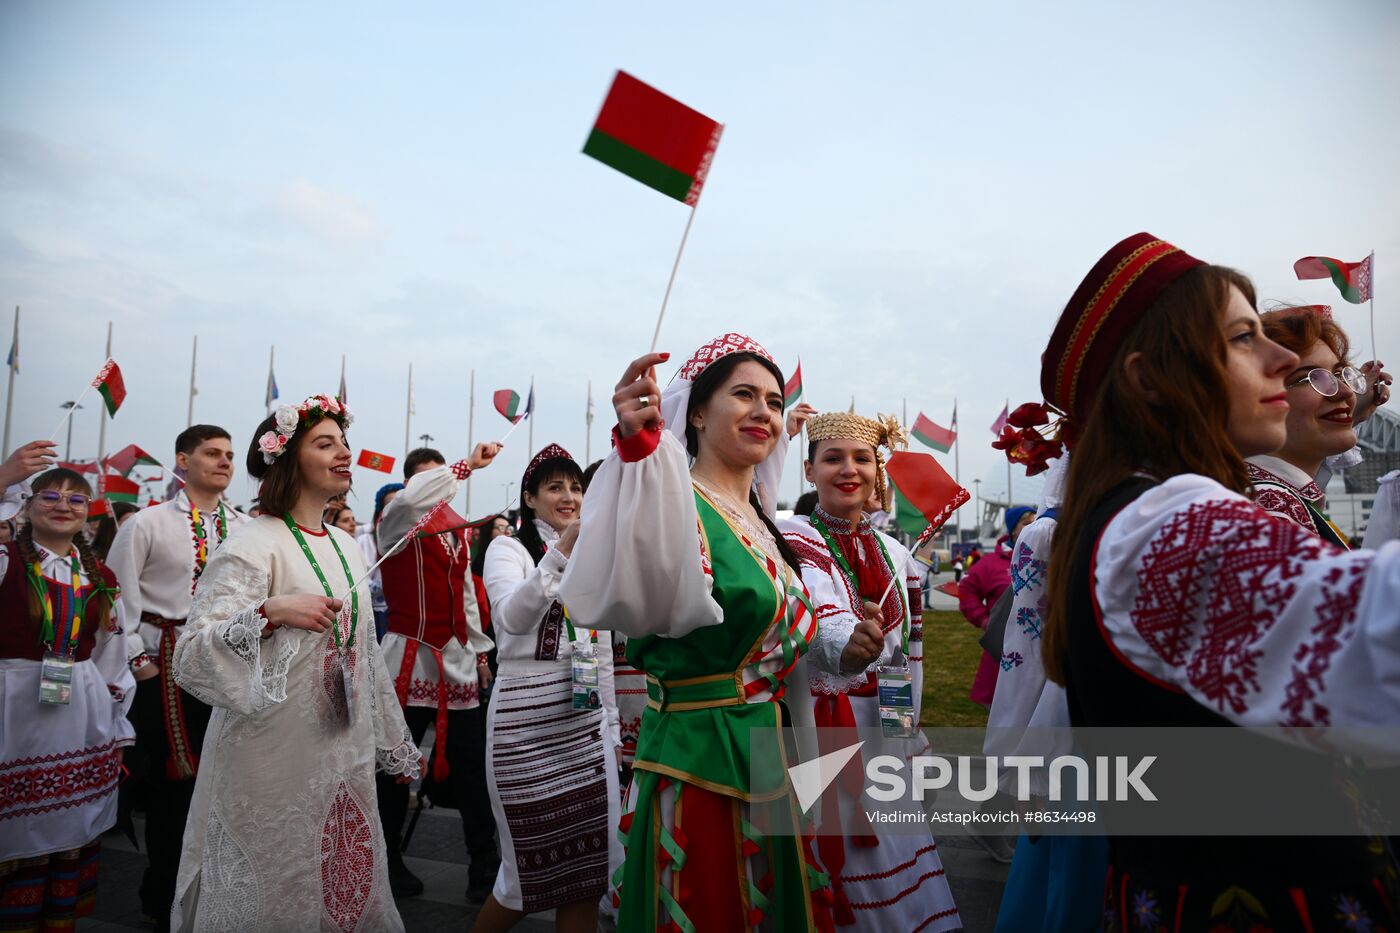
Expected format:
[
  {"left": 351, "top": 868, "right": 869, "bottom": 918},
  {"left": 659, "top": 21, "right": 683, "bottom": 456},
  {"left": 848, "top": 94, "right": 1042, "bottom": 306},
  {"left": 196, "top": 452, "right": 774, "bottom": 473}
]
[{"left": 992, "top": 402, "right": 1069, "bottom": 476}]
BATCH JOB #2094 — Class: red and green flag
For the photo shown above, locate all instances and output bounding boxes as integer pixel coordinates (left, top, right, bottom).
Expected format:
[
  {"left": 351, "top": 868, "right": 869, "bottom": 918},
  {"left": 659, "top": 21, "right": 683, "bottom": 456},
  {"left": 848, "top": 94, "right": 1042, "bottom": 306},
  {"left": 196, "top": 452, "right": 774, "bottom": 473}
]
[
  {"left": 885, "top": 451, "right": 970, "bottom": 545},
  {"left": 99, "top": 474, "right": 141, "bottom": 506},
  {"left": 92, "top": 359, "right": 127, "bottom": 415},
  {"left": 783, "top": 360, "right": 803, "bottom": 411},
  {"left": 106, "top": 444, "right": 160, "bottom": 476},
  {"left": 357, "top": 449, "right": 396, "bottom": 474},
  {"left": 1294, "top": 253, "right": 1373, "bottom": 304},
  {"left": 493, "top": 387, "right": 534, "bottom": 425},
  {"left": 911, "top": 412, "right": 957, "bottom": 454},
  {"left": 583, "top": 70, "right": 723, "bottom": 206}
]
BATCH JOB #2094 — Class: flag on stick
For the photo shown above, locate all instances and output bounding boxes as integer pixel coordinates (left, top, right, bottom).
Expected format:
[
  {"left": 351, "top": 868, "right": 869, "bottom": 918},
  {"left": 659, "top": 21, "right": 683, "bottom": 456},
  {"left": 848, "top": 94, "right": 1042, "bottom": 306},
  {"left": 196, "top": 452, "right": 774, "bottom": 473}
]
[
  {"left": 1294, "top": 254, "right": 1373, "bottom": 304},
  {"left": 493, "top": 388, "right": 534, "bottom": 425},
  {"left": 783, "top": 360, "right": 803, "bottom": 411},
  {"left": 106, "top": 444, "right": 160, "bottom": 476},
  {"left": 583, "top": 71, "right": 723, "bottom": 206},
  {"left": 357, "top": 449, "right": 396, "bottom": 474},
  {"left": 910, "top": 413, "right": 957, "bottom": 454},
  {"left": 59, "top": 460, "right": 99, "bottom": 474},
  {"left": 92, "top": 359, "right": 126, "bottom": 416},
  {"left": 100, "top": 474, "right": 141, "bottom": 505},
  {"left": 885, "top": 451, "right": 970, "bottom": 546},
  {"left": 990, "top": 403, "right": 1009, "bottom": 436}
]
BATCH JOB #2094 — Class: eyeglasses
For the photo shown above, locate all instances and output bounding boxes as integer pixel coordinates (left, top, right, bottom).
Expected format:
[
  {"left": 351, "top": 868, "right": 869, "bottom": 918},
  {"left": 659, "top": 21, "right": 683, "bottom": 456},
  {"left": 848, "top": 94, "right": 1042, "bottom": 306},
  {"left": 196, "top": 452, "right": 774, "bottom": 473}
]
[
  {"left": 1285, "top": 366, "right": 1368, "bottom": 398},
  {"left": 35, "top": 491, "right": 91, "bottom": 510}
]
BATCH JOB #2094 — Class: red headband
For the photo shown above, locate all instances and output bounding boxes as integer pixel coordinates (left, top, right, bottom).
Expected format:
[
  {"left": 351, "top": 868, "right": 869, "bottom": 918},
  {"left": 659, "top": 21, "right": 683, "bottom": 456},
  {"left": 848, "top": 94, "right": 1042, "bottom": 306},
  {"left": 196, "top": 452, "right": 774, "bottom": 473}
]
[
  {"left": 677, "top": 332, "right": 773, "bottom": 382},
  {"left": 522, "top": 443, "right": 576, "bottom": 489}
]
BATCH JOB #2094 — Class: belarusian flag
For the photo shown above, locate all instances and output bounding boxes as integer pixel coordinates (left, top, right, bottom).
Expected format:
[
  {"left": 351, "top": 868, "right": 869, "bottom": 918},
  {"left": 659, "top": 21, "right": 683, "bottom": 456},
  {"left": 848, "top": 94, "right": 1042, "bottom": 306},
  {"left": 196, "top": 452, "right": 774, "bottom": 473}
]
[
  {"left": 357, "top": 449, "right": 396, "bottom": 474},
  {"left": 885, "top": 451, "right": 970, "bottom": 545},
  {"left": 100, "top": 474, "right": 141, "bottom": 505},
  {"left": 58, "top": 460, "right": 99, "bottom": 474},
  {"left": 107, "top": 444, "right": 160, "bottom": 476},
  {"left": 989, "top": 403, "right": 1009, "bottom": 437},
  {"left": 493, "top": 387, "right": 533, "bottom": 425},
  {"left": 911, "top": 413, "right": 956, "bottom": 453},
  {"left": 583, "top": 71, "right": 723, "bottom": 206},
  {"left": 783, "top": 360, "right": 803, "bottom": 411},
  {"left": 92, "top": 359, "right": 127, "bottom": 415},
  {"left": 1294, "top": 253, "right": 1373, "bottom": 304}
]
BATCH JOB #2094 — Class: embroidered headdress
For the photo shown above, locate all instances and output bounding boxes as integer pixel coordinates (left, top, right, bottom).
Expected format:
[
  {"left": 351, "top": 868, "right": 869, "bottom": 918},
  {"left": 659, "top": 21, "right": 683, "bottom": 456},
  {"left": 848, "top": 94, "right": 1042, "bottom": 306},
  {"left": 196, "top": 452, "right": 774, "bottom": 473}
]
[
  {"left": 258, "top": 394, "right": 353, "bottom": 466},
  {"left": 997, "top": 233, "right": 1204, "bottom": 475},
  {"left": 522, "top": 443, "right": 576, "bottom": 489},
  {"left": 805, "top": 411, "right": 908, "bottom": 511}
]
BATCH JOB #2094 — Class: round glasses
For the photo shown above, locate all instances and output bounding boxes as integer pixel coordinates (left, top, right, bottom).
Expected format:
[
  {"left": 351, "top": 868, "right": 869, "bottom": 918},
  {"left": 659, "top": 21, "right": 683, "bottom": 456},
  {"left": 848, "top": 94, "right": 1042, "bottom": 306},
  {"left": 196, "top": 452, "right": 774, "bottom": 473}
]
[
  {"left": 35, "top": 490, "right": 91, "bottom": 510},
  {"left": 1286, "top": 366, "right": 1368, "bottom": 398}
]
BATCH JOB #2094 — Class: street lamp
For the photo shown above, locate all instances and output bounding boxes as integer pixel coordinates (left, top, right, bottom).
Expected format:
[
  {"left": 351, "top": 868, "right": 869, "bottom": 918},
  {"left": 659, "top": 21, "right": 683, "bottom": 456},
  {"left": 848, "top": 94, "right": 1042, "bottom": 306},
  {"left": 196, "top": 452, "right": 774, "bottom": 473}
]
[
  {"left": 418, "top": 433, "right": 434, "bottom": 447},
  {"left": 59, "top": 401, "right": 83, "bottom": 460}
]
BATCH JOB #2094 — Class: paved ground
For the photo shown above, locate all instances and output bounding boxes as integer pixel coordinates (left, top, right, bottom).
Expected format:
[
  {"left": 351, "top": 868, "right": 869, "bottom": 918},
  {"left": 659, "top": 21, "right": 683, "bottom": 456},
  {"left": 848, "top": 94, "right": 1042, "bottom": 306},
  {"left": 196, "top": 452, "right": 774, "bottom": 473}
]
[{"left": 78, "top": 806, "right": 1007, "bottom": 932}]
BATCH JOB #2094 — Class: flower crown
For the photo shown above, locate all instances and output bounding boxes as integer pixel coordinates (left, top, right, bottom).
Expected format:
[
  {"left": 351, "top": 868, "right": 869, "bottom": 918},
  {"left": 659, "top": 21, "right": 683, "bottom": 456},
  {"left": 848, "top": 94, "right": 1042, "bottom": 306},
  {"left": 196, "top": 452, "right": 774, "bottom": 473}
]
[{"left": 259, "top": 394, "right": 354, "bottom": 465}]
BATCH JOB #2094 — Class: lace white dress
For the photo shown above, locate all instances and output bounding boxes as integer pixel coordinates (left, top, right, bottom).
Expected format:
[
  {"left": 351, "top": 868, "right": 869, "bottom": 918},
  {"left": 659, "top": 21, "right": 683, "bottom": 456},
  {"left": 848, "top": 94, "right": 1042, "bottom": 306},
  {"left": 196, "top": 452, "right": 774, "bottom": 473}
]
[{"left": 170, "top": 516, "right": 421, "bottom": 933}]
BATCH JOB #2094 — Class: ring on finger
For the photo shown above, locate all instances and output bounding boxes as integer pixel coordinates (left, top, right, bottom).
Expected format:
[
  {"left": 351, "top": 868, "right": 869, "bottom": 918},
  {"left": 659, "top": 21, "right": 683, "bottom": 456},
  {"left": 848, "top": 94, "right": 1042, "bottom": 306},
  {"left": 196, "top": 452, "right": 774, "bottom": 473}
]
[{"left": 637, "top": 395, "right": 651, "bottom": 410}]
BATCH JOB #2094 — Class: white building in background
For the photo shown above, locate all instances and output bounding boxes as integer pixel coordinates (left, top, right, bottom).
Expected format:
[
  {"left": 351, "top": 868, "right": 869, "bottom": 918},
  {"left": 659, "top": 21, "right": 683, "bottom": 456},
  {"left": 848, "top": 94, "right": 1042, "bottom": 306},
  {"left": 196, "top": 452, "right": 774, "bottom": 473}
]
[{"left": 1323, "top": 407, "right": 1400, "bottom": 542}]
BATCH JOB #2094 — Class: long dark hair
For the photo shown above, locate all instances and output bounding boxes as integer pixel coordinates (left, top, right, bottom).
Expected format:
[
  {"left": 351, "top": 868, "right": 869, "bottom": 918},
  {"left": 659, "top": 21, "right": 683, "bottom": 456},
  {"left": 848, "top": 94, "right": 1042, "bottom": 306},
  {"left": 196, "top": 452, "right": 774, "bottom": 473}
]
[
  {"left": 686, "top": 351, "right": 801, "bottom": 573},
  {"left": 514, "top": 458, "right": 583, "bottom": 565},
  {"left": 245, "top": 410, "right": 350, "bottom": 517},
  {"left": 1043, "top": 264, "right": 1255, "bottom": 685}
]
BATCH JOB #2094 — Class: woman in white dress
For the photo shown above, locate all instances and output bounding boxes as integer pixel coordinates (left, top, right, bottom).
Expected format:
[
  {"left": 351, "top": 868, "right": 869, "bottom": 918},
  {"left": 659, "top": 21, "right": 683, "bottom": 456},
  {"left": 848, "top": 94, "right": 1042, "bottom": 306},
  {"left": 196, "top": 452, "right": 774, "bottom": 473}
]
[
  {"left": 476, "top": 444, "right": 621, "bottom": 933},
  {"left": 171, "top": 394, "right": 421, "bottom": 933}
]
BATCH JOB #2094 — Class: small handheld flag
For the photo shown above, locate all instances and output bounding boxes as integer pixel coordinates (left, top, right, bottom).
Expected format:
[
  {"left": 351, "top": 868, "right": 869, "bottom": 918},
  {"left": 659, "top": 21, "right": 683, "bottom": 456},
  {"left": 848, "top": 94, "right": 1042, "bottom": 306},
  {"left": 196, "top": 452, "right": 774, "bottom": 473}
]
[
  {"left": 583, "top": 71, "right": 723, "bottom": 207},
  {"left": 107, "top": 444, "right": 160, "bottom": 476},
  {"left": 357, "top": 449, "right": 397, "bottom": 474},
  {"left": 783, "top": 361, "right": 804, "bottom": 411},
  {"left": 1294, "top": 254, "right": 1373, "bottom": 304},
  {"left": 493, "top": 388, "right": 533, "bottom": 425},
  {"left": 885, "top": 451, "right": 971, "bottom": 546},
  {"left": 92, "top": 359, "right": 126, "bottom": 416},
  {"left": 911, "top": 413, "right": 957, "bottom": 454},
  {"left": 100, "top": 473, "right": 141, "bottom": 505}
]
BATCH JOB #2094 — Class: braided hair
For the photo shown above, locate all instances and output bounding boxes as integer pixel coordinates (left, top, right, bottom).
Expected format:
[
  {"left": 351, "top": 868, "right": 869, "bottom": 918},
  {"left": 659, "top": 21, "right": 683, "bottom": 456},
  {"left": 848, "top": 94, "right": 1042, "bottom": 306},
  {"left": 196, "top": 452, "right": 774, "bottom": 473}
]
[{"left": 18, "top": 468, "right": 116, "bottom": 629}]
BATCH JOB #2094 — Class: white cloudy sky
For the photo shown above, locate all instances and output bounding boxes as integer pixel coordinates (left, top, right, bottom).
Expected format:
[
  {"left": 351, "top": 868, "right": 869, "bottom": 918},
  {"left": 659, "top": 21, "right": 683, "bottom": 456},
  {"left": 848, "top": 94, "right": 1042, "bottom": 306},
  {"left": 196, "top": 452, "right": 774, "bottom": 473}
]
[{"left": 2, "top": 0, "right": 1396, "bottom": 524}]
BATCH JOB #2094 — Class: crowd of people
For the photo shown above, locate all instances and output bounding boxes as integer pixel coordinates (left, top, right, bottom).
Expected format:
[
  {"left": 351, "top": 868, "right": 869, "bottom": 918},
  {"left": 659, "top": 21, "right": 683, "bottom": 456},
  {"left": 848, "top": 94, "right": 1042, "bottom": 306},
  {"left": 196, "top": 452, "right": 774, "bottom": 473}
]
[{"left": 1, "top": 230, "right": 1398, "bottom": 932}]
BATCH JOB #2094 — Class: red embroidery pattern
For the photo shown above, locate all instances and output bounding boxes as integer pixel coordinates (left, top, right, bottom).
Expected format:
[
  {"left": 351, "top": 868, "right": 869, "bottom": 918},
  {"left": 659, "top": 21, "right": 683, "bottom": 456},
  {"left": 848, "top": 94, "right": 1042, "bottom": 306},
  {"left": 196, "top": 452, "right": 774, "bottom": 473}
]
[
  {"left": 320, "top": 783, "right": 374, "bottom": 931},
  {"left": 0, "top": 740, "right": 122, "bottom": 820},
  {"left": 1280, "top": 558, "right": 1371, "bottom": 726},
  {"left": 785, "top": 534, "right": 862, "bottom": 612},
  {"left": 676, "top": 333, "right": 772, "bottom": 381},
  {"left": 1254, "top": 486, "right": 1319, "bottom": 535},
  {"left": 403, "top": 678, "right": 478, "bottom": 706},
  {"left": 1132, "top": 499, "right": 1321, "bottom": 715}
]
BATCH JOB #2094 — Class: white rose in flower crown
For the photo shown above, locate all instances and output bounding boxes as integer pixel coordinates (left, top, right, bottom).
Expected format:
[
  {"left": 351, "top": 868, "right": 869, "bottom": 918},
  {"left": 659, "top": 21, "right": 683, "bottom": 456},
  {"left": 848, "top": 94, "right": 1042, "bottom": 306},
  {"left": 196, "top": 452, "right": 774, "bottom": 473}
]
[{"left": 274, "top": 406, "right": 299, "bottom": 433}]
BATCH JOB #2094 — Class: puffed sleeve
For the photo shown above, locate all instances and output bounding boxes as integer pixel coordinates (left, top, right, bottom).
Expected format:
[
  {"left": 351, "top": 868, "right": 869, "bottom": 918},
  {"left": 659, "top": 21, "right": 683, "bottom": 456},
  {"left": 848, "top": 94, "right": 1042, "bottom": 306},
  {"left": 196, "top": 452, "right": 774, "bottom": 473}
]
[
  {"left": 779, "top": 519, "right": 891, "bottom": 677},
  {"left": 1095, "top": 474, "right": 1400, "bottom": 756},
  {"left": 559, "top": 429, "right": 723, "bottom": 638},
  {"left": 94, "top": 592, "right": 138, "bottom": 733},
  {"left": 483, "top": 535, "right": 564, "bottom": 637},
  {"left": 376, "top": 462, "right": 460, "bottom": 550},
  {"left": 365, "top": 622, "right": 423, "bottom": 779},
  {"left": 172, "top": 530, "right": 298, "bottom": 715},
  {"left": 105, "top": 513, "right": 155, "bottom": 672}
]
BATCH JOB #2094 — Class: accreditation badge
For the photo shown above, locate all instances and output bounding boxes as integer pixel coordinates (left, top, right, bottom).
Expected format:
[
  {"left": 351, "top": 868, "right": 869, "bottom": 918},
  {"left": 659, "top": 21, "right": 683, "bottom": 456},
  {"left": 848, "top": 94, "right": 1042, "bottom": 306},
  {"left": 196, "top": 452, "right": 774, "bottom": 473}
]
[
  {"left": 571, "top": 643, "right": 601, "bottom": 711},
  {"left": 877, "top": 666, "right": 915, "bottom": 738},
  {"left": 340, "top": 653, "right": 357, "bottom": 728},
  {"left": 40, "top": 651, "right": 75, "bottom": 705}
]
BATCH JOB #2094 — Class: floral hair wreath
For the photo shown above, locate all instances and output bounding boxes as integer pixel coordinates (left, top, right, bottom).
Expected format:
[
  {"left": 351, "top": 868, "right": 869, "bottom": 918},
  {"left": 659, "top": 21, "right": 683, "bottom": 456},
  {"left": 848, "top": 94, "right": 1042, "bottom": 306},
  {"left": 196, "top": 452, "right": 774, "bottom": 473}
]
[
  {"left": 992, "top": 402, "right": 1072, "bottom": 476},
  {"left": 259, "top": 394, "right": 354, "bottom": 465}
]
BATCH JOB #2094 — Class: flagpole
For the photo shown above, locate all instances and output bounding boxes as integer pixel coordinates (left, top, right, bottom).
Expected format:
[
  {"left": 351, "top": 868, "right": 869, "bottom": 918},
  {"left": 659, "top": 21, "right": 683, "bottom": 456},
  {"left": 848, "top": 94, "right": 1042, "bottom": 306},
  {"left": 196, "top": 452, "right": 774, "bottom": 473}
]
[
  {"left": 266, "top": 345, "right": 276, "bottom": 413},
  {"left": 649, "top": 205, "right": 698, "bottom": 354},
  {"left": 2, "top": 306, "right": 17, "bottom": 458},
  {"left": 339, "top": 354, "right": 347, "bottom": 401},
  {"left": 585, "top": 380, "right": 593, "bottom": 464},
  {"left": 404, "top": 363, "right": 413, "bottom": 457},
  {"left": 466, "top": 369, "right": 475, "bottom": 514},
  {"left": 187, "top": 335, "right": 198, "bottom": 427},
  {"left": 97, "top": 322, "right": 112, "bottom": 467},
  {"left": 1369, "top": 250, "right": 1376, "bottom": 364},
  {"left": 527, "top": 375, "right": 535, "bottom": 454},
  {"left": 953, "top": 397, "right": 961, "bottom": 546}
]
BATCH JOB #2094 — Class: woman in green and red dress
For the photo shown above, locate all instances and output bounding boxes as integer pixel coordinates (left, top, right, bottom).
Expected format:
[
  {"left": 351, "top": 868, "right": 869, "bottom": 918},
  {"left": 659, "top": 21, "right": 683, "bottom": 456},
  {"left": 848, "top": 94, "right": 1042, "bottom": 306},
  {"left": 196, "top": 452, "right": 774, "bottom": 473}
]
[{"left": 561, "top": 334, "right": 884, "bottom": 932}]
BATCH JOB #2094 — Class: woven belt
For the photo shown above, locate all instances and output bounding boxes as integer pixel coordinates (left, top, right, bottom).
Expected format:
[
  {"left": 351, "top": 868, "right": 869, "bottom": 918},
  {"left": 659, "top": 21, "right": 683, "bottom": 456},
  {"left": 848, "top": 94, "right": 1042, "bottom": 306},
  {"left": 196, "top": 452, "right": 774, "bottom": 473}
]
[
  {"left": 140, "top": 613, "right": 198, "bottom": 780},
  {"left": 645, "top": 673, "right": 746, "bottom": 713}
]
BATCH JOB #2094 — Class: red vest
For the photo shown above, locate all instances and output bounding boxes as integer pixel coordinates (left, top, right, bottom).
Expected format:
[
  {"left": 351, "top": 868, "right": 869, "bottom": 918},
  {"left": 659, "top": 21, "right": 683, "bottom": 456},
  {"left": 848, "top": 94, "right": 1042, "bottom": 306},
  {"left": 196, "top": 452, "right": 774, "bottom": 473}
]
[
  {"left": 0, "top": 541, "right": 120, "bottom": 663},
  {"left": 379, "top": 528, "right": 471, "bottom": 649}
]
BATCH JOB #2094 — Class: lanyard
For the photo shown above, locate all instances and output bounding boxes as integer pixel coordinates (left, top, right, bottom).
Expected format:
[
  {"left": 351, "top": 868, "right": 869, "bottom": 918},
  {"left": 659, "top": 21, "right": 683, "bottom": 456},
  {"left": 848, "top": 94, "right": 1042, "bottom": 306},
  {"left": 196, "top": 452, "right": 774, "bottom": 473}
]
[
  {"left": 809, "top": 513, "right": 910, "bottom": 656},
  {"left": 282, "top": 514, "right": 359, "bottom": 651},
  {"left": 26, "top": 551, "right": 87, "bottom": 655},
  {"left": 562, "top": 606, "right": 596, "bottom": 646}
]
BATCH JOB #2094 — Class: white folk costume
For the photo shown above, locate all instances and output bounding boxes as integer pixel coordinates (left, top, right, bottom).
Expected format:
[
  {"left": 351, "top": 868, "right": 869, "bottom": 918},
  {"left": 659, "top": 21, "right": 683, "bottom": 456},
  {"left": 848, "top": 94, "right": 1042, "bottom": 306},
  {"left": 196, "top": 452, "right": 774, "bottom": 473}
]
[
  {"left": 1363, "top": 470, "right": 1400, "bottom": 548},
  {"left": 481, "top": 444, "right": 622, "bottom": 913},
  {"left": 1246, "top": 455, "right": 1350, "bottom": 548},
  {"left": 560, "top": 334, "right": 847, "bottom": 933},
  {"left": 1036, "top": 233, "right": 1400, "bottom": 929},
  {"left": 0, "top": 539, "right": 135, "bottom": 930},
  {"left": 106, "top": 488, "right": 250, "bottom": 927},
  {"left": 778, "top": 411, "right": 958, "bottom": 933}
]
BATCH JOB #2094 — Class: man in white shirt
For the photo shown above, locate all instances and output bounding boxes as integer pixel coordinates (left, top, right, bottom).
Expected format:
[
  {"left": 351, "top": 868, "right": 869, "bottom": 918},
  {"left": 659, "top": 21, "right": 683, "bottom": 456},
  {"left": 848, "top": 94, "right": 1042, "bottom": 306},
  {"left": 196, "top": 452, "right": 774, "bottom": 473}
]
[{"left": 106, "top": 425, "right": 248, "bottom": 932}]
